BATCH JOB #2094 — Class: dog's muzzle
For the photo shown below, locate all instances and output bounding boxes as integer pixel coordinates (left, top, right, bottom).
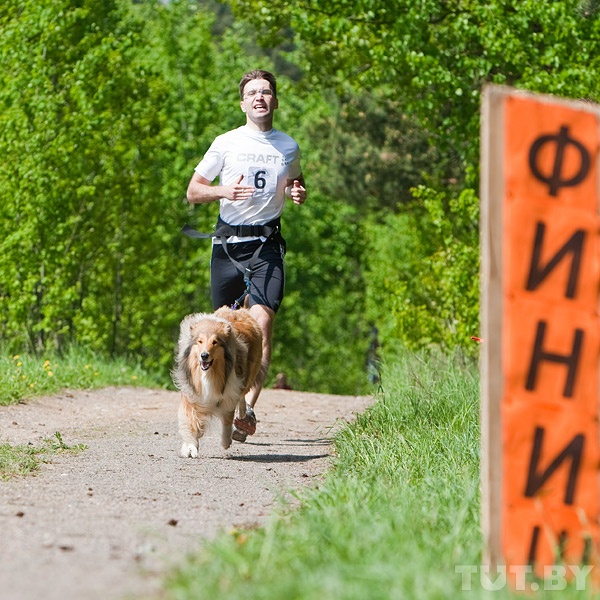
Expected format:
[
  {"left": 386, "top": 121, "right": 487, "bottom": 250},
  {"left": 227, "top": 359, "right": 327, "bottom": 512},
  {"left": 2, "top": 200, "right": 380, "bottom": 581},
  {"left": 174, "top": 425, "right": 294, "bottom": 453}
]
[{"left": 200, "top": 352, "right": 213, "bottom": 371}]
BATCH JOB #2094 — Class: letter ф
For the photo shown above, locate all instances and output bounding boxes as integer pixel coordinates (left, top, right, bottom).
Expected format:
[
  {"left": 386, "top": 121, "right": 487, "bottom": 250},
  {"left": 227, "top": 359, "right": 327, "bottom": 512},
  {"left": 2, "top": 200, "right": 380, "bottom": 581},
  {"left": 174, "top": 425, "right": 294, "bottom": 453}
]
[{"left": 528, "top": 125, "right": 591, "bottom": 197}]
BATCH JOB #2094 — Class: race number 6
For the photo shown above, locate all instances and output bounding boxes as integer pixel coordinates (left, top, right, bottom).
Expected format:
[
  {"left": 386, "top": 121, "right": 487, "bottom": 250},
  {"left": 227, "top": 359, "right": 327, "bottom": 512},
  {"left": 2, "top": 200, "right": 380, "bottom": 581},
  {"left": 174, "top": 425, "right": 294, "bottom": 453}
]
[
  {"left": 254, "top": 170, "right": 267, "bottom": 189},
  {"left": 247, "top": 167, "right": 276, "bottom": 194}
]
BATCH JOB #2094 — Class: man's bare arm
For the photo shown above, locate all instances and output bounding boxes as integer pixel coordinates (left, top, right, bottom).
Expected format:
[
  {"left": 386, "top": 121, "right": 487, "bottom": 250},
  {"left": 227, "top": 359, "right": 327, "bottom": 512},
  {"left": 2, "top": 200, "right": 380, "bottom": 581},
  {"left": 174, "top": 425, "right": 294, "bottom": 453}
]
[{"left": 187, "top": 172, "right": 255, "bottom": 204}]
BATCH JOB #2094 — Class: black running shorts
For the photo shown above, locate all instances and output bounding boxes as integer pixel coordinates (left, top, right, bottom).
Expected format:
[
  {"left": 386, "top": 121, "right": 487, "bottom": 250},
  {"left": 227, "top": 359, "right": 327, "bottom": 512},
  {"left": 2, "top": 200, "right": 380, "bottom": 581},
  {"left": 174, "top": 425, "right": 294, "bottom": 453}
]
[{"left": 210, "top": 240, "right": 285, "bottom": 312}]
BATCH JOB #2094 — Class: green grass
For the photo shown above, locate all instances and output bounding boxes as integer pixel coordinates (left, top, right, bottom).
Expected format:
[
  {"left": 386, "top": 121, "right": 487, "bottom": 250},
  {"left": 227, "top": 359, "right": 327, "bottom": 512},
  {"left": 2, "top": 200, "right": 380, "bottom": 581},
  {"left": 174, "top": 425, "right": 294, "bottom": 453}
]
[
  {"left": 0, "top": 346, "right": 162, "bottom": 407},
  {"left": 162, "top": 349, "right": 481, "bottom": 599},
  {"left": 0, "top": 347, "right": 163, "bottom": 478},
  {"left": 0, "top": 431, "right": 87, "bottom": 480},
  {"left": 162, "top": 349, "right": 597, "bottom": 599}
]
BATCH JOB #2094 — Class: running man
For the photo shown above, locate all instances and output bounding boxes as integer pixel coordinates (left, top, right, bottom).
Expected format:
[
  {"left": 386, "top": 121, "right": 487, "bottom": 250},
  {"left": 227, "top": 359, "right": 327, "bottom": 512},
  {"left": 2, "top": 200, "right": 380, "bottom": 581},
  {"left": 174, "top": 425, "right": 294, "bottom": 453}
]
[{"left": 186, "top": 69, "right": 306, "bottom": 441}]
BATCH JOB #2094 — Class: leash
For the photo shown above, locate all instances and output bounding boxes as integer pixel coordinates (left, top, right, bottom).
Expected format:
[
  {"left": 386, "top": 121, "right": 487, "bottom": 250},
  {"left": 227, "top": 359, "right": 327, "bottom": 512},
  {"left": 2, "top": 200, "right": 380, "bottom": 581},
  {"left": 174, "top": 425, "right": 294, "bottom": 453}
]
[
  {"left": 181, "top": 218, "right": 282, "bottom": 310},
  {"left": 231, "top": 269, "right": 253, "bottom": 310}
]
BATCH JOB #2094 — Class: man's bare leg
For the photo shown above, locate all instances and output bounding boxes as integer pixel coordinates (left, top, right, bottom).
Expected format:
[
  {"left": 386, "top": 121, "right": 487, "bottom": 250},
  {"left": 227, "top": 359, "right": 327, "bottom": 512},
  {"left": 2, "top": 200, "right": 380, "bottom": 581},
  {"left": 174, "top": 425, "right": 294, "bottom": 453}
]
[
  {"left": 233, "top": 304, "right": 274, "bottom": 442},
  {"left": 246, "top": 304, "right": 275, "bottom": 408}
]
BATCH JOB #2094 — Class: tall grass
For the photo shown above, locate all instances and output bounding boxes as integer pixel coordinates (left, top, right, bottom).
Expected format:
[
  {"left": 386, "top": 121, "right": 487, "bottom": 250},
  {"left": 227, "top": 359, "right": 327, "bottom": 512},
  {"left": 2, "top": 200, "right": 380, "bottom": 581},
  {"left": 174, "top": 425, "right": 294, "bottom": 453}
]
[
  {"left": 0, "top": 346, "right": 163, "bottom": 406},
  {"left": 163, "top": 350, "right": 598, "bottom": 599},
  {"left": 164, "top": 349, "right": 483, "bottom": 599},
  {"left": 0, "top": 347, "right": 163, "bottom": 479}
]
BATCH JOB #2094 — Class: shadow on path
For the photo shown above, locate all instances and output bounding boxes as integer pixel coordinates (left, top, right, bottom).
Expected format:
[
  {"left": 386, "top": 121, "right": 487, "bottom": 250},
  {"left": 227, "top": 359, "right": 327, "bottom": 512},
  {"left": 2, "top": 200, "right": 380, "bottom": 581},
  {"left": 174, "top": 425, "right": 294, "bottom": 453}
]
[{"left": 228, "top": 453, "right": 329, "bottom": 463}]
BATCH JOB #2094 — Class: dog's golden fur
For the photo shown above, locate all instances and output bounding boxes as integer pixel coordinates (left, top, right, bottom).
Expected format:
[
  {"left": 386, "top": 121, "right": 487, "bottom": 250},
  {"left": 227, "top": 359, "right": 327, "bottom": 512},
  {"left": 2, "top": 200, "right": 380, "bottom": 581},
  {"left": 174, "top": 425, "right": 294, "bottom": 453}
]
[{"left": 172, "top": 306, "right": 263, "bottom": 457}]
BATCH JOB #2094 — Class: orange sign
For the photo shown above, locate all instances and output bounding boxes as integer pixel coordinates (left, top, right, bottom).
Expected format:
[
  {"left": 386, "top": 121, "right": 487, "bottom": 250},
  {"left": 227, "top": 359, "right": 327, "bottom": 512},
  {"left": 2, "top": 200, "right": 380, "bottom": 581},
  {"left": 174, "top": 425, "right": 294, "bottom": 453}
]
[{"left": 481, "top": 86, "right": 600, "bottom": 584}]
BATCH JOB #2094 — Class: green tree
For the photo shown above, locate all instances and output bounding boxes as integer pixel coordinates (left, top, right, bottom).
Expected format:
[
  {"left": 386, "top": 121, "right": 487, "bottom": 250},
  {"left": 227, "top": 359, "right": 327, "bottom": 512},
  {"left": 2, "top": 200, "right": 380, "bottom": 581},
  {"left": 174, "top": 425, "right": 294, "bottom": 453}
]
[
  {"left": 226, "top": 0, "right": 600, "bottom": 355},
  {"left": 0, "top": 0, "right": 213, "bottom": 370},
  {"left": 363, "top": 186, "right": 480, "bottom": 352},
  {"left": 0, "top": 0, "right": 372, "bottom": 393},
  {"left": 229, "top": 0, "right": 600, "bottom": 169},
  {"left": 276, "top": 191, "right": 369, "bottom": 393}
]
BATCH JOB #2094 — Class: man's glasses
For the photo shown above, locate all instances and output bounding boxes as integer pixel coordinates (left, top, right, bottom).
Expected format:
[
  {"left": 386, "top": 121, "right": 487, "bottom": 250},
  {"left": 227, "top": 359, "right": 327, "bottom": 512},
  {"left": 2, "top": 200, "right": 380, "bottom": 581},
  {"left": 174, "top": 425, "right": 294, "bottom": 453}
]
[{"left": 244, "top": 88, "right": 274, "bottom": 98}]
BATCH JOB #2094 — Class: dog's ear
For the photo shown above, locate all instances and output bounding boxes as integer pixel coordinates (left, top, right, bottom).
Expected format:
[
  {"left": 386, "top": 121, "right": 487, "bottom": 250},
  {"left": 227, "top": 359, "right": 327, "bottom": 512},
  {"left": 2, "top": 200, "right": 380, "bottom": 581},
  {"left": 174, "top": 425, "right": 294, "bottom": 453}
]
[
  {"left": 180, "top": 340, "right": 195, "bottom": 382},
  {"left": 172, "top": 337, "right": 195, "bottom": 395},
  {"left": 188, "top": 321, "right": 202, "bottom": 341}
]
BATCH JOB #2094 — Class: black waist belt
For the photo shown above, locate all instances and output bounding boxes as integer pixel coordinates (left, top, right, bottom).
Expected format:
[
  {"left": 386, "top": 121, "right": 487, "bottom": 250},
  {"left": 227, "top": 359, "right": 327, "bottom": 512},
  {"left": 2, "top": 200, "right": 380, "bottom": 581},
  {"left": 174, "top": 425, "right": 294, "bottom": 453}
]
[
  {"left": 181, "top": 216, "right": 281, "bottom": 241},
  {"left": 181, "top": 216, "right": 286, "bottom": 310}
]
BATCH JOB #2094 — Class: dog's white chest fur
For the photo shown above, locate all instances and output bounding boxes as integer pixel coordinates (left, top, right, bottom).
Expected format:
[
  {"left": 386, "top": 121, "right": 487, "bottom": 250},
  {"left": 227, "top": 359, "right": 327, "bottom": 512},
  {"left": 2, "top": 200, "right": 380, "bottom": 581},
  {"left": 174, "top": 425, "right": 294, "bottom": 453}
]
[{"left": 195, "top": 368, "right": 242, "bottom": 410}]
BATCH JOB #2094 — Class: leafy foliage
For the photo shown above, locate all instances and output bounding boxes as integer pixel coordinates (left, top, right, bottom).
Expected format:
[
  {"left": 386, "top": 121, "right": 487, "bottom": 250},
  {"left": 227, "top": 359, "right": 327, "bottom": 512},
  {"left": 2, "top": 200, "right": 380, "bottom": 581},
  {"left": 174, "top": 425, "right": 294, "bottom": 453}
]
[
  {"left": 364, "top": 186, "right": 480, "bottom": 352},
  {"left": 227, "top": 0, "right": 600, "bottom": 359},
  {"left": 0, "top": 0, "right": 377, "bottom": 393},
  {"left": 278, "top": 192, "right": 369, "bottom": 393},
  {"left": 3, "top": 0, "right": 600, "bottom": 393},
  {"left": 229, "top": 0, "right": 600, "bottom": 164},
  {"left": 0, "top": 0, "right": 195, "bottom": 366},
  {"left": 302, "top": 88, "right": 445, "bottom": 212}
]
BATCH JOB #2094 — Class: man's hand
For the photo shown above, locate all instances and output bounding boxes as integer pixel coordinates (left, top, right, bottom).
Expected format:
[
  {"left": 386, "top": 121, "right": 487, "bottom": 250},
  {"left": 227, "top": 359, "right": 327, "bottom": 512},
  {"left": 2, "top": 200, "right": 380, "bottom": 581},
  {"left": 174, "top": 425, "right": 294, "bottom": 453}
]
[
  {"left": 224, "top": 174, "right": 255, "bottom": 201},
  {"left": 288, "top": 180, "right": 306, "bottom": 205},
  {"left": 187, "top": 173, "right": 254, "bottom": 204}
]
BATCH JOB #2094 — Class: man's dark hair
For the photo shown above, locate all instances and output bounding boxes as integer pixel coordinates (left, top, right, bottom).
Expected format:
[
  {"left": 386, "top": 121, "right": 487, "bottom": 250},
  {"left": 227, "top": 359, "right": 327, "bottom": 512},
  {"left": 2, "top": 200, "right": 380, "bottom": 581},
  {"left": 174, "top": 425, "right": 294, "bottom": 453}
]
[{"left": 239, "top": 69, "right": 277, "bottom": 99}]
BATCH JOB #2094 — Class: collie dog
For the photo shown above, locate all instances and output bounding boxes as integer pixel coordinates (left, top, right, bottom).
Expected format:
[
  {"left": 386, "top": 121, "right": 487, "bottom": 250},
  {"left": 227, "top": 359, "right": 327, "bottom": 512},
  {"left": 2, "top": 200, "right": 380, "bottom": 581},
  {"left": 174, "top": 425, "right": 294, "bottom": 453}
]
[{"left": 172, "top": 306, "right": 263, "bottom": 457}]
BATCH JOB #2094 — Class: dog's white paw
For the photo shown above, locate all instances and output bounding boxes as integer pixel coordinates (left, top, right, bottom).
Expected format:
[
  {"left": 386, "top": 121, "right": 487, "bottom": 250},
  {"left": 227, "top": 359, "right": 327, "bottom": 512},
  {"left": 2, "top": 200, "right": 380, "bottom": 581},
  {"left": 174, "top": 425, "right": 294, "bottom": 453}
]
[
  {"left": 180, "top": 443, "right": 198, "bottom": 458},
  {"left": 221, "top": 432, "right": 232, "bottom": 450}
]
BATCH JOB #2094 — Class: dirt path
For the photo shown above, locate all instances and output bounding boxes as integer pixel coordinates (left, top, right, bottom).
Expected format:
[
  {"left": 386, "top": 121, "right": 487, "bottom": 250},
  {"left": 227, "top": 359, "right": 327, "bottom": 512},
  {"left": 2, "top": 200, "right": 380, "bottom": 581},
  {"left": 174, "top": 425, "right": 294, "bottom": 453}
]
[{"left": 0, "top": 386, "right": 372, "bottom": 600}]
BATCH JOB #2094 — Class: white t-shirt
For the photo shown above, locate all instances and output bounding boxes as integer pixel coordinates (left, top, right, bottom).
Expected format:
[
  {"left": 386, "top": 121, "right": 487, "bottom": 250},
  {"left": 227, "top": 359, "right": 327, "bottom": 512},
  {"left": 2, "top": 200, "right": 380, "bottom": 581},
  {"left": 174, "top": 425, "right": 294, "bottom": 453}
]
[{"left": 195, "top": 125, "right": 302, "bottom": 227}]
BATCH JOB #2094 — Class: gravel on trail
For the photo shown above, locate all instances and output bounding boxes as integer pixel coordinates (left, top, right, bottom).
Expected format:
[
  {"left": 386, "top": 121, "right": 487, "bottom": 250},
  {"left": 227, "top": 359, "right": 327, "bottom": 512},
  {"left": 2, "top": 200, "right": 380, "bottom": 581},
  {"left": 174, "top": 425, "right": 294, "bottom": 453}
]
[{"left": 0, "top": 386, "right": 372, "bottom": 600}]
